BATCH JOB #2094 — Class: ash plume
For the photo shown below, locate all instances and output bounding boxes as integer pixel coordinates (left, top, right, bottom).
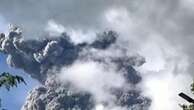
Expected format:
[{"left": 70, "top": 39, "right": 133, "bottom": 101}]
[{"left": 0, "top": 26, "right": 150, "bottom": 110}]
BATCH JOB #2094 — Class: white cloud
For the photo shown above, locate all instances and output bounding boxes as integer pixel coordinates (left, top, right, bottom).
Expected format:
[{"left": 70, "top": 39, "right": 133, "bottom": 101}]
[
  {"left": 58, "top": 60, "right": 126, "bottom": 103},
  {"left": 65, "top": 28, "right": 97, "bottom": 44},
  {"left": 103, "top": 4, "right": 194, "bottom": 110},
  {"left": 45, "top": 20, "right": 65, "bottom": 36},
  {"left": 141, "top": 73, "right": 192, "bottom": 110},
  {"left": 45, "top": 19, "right": 97, "bottom": 44},
  {"left": 94, "top": 104, "right": 127, "bottom": 110},
  {"left": 136, "top": 34, "right": 192, "bottom": 110}
]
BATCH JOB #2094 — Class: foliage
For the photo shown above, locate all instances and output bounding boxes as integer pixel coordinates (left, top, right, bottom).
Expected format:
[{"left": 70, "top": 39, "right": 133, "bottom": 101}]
[
  {"left": 0, "top": 72, "right": 26, "bottom": 91},
  {"left": 0, "top": 72, "right": 26, "bottom": 109},
  {"left": 180, "top": 82, "right": 194, "bottom": 110}
]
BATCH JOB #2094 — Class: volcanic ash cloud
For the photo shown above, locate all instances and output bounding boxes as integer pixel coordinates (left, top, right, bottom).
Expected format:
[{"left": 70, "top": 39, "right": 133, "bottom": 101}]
[{"left": 0, "top": 26, "right": 151, "bottom": 110}]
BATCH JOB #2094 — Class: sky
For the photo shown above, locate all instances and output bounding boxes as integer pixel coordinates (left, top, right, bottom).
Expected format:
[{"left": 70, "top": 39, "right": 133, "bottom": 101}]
[
  {"left": 0, "top": 54, "right": 39, "bottom": 110},
  {"left": 0, "top": 0, "right": 194, "bottom": 110}
]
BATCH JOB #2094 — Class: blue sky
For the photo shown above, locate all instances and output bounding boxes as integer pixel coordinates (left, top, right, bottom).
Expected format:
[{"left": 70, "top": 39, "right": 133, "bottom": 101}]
[{"left": 0, "top": 53, "right": 40, "bottom": 110}]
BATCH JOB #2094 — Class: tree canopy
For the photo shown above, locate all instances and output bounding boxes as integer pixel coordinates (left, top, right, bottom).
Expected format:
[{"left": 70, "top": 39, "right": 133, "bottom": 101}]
[{"left": 0, "top": 72, "right": 26, "bottom": 109}]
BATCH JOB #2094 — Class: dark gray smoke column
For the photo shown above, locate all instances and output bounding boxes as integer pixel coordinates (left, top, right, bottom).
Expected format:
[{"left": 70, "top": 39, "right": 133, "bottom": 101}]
[{"left": 0, "top": 26, "right": 151, "bottom": 110}]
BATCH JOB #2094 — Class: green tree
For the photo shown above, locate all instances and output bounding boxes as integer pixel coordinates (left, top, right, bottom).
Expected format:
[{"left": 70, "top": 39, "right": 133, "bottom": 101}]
[
  {"left": 180, "top": 82, "right": 194, "bottom": 110},
  {"left": 0, "top": 72, "right": 26, "bottom": 109}
]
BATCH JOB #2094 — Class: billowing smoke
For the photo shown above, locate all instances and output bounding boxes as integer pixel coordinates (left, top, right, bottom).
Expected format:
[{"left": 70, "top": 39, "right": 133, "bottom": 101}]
[
  {"left": 1, "top": 0, "right": 194, "bottom": 110},
  {"left": 103, "top": 4, "right": 194, "bottom": 110},
  {"left": 0, "top": 26, "right": 150, "bottom": 110}
]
